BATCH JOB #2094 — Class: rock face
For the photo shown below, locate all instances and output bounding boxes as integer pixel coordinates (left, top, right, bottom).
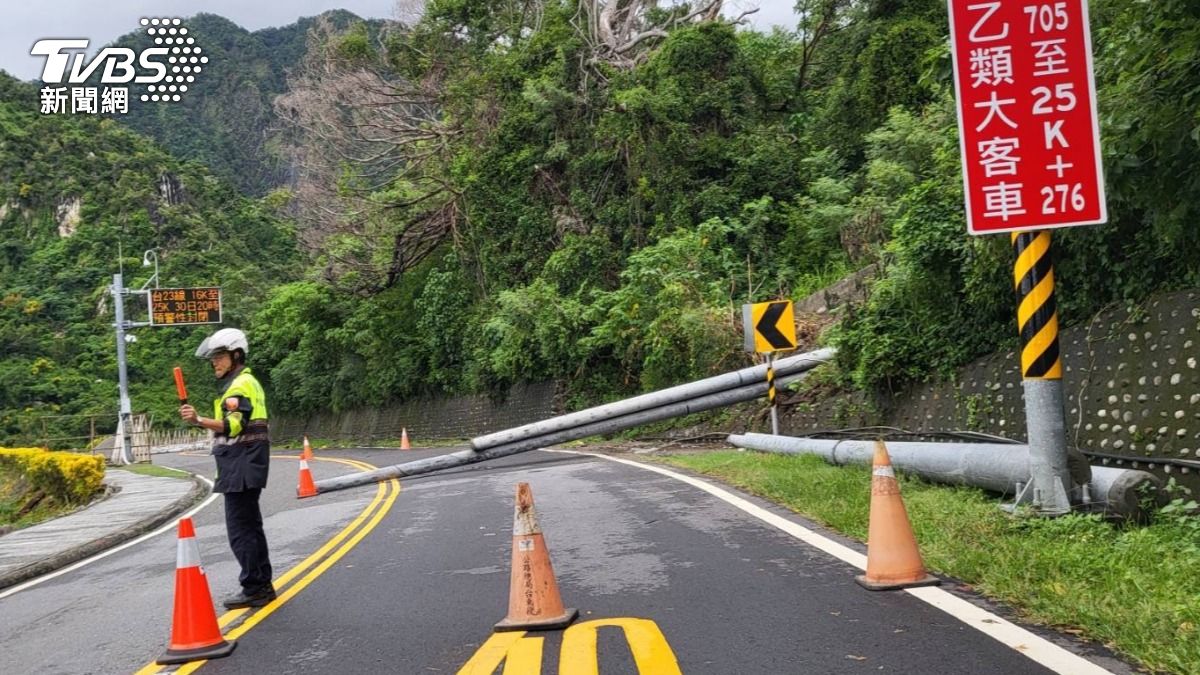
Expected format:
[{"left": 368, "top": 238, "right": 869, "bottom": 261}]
[
  {"left": 794, "top": 265, "right": 878, "bottom": 315},
  {"left": 56, "top": 197, "right": 82, "bottom": 237},
  {"left": 158, "top": 173, "right": 184, "bottom": 206}
]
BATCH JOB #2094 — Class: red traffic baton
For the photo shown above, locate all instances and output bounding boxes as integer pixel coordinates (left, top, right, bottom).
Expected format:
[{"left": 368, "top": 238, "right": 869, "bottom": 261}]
[{"left": 173, "top": 366, "right": 188, "bottom": 405}]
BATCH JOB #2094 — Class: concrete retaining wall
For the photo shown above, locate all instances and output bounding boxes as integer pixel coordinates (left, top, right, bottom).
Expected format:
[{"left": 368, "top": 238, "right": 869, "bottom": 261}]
[
  {"left": 782, "top": 288, "right": 1200, "bottom": 487},
  {"left": 273, "top": 381, "right": 559, "bottom": 444}
]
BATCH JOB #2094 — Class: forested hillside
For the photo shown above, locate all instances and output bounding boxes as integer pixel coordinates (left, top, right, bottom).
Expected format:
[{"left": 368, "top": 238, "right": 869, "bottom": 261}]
[
  {"left": 0, "top": 74, "right": 298, "bottom": 446},
  {"left": 108, "top": 10, "right": 381, "bottom": 195},
  {"left": 255, "top": 0, "right": 1200, "bottom": 416},
  {"left": 3, "top": 0, "right": 1198, "bottom": 445}
]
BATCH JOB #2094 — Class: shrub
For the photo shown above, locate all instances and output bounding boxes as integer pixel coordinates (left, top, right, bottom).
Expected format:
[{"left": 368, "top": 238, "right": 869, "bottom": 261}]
[{"left": 0, "top": 447, "right": 105, "bottom": 504}]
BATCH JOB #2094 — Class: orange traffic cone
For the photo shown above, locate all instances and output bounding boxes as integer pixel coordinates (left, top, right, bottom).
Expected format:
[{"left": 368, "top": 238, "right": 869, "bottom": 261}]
[
  {"left": 855, "top": 440, "right": 940, "bottom": 591},
  {"left": 494, "top": 483, "right": 578, "bottom": 632},
  {"left": 400, "top": 427, "right": 411, "bottom": 450},
  {"left": 301, "top": 436, "right": 313, "bottom": 460},
  {"left": 157, "top": 518, "right": 236, "bottom": 664},
  {"left": 297, "top": 458, "right": 318, "bottom": 498}
]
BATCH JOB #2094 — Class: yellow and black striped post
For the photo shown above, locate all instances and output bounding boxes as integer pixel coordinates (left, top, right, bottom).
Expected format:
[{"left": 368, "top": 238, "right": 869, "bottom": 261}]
[
  {"left": 1011, "top": 231, "right": 1071, "bottom": 515},
  {"left": 766, "top": 355, "right": 778, "bottom": 435},
  {"left": 1012, "top": 232, "right": 1062, "bottom": 379}
]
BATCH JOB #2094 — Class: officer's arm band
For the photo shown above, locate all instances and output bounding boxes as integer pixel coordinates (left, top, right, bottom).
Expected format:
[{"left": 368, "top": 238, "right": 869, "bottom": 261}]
[{"left": 234, "top": 396, "right": 253, "bottom": 416}]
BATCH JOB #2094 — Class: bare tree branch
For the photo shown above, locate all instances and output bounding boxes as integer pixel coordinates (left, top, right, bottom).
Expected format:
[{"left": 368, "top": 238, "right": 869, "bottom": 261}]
[
  {"left": 580, "top": 0, "right": 729, "bottom": 70},
  {"left": 795, "top": 0, "right": 858, "bottom": 92},
  {"left": 274, "top": 15, "right": 463, "bottom": 294}
]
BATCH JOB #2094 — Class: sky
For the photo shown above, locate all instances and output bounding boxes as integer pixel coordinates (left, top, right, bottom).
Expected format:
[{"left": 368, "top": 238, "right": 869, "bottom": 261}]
[{"left": 3, "top": 1, "right": 800, "bottom": 82}]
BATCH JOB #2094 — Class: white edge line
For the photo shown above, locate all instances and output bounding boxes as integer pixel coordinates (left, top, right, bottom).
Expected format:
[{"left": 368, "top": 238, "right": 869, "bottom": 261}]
[
  {"left": 550, "top": 449, "right": 1115, "bottom": 675},
  {"left": 0, "top": 475, "right": 218, "bottom": 600}
]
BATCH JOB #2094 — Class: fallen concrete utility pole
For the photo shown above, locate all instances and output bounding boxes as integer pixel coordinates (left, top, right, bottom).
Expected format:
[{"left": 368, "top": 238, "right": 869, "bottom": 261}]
[
  {"left": 312, "top": 368, "right": 819, "bottom": 495},
  {"left": 462, "top": 372, "right": 812, "bottom": 461},
  {"left": 471, "top": 348, "right": 836, "bottom": 451},
  {"left": 727, "top": 433, "right": 1161, "bottom": 519}
]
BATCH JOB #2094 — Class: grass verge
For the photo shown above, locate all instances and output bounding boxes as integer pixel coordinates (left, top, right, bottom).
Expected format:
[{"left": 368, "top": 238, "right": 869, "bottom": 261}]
[
  {"left": 655, "top": 450, "right": 1200, "bottom": 675},
  {"left": 112, "top": 463, "right": 191, "bottom": 479}
]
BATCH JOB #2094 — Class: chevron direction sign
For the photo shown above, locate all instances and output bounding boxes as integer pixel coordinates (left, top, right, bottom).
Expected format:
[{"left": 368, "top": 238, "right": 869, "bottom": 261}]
[{"left": 742, "top": 301, "right": 797, "bottom": 353}]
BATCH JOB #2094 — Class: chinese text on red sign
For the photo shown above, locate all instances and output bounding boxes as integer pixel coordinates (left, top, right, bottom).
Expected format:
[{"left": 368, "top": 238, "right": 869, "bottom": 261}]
[{"left": 948, "top": 1, "right": 1106, "bottom": 234}]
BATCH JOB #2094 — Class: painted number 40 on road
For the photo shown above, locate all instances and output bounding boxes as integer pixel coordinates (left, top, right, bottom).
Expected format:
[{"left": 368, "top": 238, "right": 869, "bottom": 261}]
[
  {"left": 947, "top": 0, "right": 1107, "bottom": 235},
  {"left": 458, "top": 617, "right": 681, "bottom": 674}
]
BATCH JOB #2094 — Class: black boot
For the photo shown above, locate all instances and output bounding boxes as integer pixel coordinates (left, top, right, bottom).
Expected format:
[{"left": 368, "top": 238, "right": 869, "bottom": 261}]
[{"left": 222, "top": 586, "right": 276, "bottom": 609}]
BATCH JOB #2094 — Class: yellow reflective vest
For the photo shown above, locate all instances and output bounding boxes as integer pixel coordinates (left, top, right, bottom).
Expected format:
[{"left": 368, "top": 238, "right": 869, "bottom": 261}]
[{"left": 211, "top": 366, "right": 270, "bottom": 493}]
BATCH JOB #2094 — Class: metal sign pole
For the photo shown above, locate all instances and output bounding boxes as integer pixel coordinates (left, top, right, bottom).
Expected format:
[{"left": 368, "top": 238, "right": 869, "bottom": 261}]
[
  {"left": 1012, "top": 231, "right": 1071, "bottom": 515},
  {"left": 112, "top": 273, "right": 133, "bottom": 465},
  {"left": 946, "top": 1, "right": 1107, "bottom": 517},
  {"left": 767, "top": 353, "right": 779, "bottom": 435}
]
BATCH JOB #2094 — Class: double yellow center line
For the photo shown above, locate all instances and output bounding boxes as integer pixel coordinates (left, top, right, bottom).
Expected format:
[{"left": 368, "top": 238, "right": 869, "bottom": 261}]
[{"left": 136, "top": 455, "right": 400, "bottom": 674}]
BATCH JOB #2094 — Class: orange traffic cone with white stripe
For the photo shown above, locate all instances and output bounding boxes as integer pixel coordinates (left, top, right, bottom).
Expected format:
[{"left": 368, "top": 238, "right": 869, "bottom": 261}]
[
  {"left": 297, "top": 457, "right": 318, "bottom": 498},
  {"left": 400, "top": 427, "right": 411, "bottom": 450},
  {"left": 855, "top": 440, "right": 940, "bottom": 591},
  {"left": 494, "top": 483, "right": 578, "bottom": 631},
  {"left": 301, "top": 435, "right": 313, "bottom": 460},
  {"left": 157, "top": 518, "right": 236, "bottom": 664}
]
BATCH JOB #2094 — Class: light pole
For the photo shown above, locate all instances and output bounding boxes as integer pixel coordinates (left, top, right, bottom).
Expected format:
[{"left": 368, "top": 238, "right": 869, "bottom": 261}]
[
  {"left": 141, "top": 248, "right": 159, "bottom": 290},
  {"left": 109, "top": 249, "right": 160, "bottom": 464},
  {"left": 112, "top": 273, "right": 133, "bottom": 464}
]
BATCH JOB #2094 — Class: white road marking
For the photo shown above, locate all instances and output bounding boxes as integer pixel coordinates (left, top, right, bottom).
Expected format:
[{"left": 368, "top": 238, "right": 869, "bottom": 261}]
[
  {"left": 0, "top": 476, "right": 218, "bottom": 600},
  {"left": 552, "top": 449, "right": 1115, "bottom": 675}
]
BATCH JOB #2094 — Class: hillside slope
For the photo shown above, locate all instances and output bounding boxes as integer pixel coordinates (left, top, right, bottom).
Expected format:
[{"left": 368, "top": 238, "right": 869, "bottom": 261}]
[
  {"left": 109, "top": 10, "right": 379, "bottom": 195},
  {"left": 0, "top": 73, "right": 298, "bottom": 446}
]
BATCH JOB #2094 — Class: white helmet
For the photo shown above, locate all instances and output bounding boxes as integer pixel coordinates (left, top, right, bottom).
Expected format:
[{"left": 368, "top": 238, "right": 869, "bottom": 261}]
[{"left": 195, "top": 328, "right": 249, "bottom": 359}]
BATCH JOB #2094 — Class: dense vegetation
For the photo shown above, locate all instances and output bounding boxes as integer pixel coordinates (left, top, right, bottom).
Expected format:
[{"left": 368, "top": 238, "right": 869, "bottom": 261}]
[
  {"left": 0, "top": 73, "right": 298, "bottom": 446},
  {"left": 252, "top": 0, "right": 1200, "bottom": 416},
  {"left": 2, "top": 0, "right": 1197, "bottom": 444}
]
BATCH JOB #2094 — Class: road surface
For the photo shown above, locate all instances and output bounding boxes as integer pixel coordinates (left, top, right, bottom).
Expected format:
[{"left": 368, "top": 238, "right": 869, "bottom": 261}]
[{"left": 0, "top": 446, "right": 1130, "bottom": 674}]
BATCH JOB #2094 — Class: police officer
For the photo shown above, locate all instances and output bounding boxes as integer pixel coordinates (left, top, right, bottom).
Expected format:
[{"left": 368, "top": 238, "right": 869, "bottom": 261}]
[{"left": 179, "top": 327, "right": 276, "bottom": 608}]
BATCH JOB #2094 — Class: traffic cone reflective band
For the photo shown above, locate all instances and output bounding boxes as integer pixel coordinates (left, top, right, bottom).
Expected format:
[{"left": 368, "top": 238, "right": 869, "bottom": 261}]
[
  {"left": 495, "top": 483, "right": 578, "bottom": 632},
  {"left": 855, "top": 440, "right": 941, "bottom": 591},
  {"left": 297, "top": 458, "right": 318, "bottom": 498},
  {"left": 301, "top": 436, "right": 313, "bottom": 460},
  {"left": 157, "top": 518, "right": 236, "bottom": 665},
  {"left": 400, "top": 427, "right": 411, "bottom": 450}
]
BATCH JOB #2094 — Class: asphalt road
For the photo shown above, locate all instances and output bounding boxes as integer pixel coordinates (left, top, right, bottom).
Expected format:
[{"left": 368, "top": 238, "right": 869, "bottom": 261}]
[{"left": 0, "top": 446, "right": 1132, "bottom": 674}]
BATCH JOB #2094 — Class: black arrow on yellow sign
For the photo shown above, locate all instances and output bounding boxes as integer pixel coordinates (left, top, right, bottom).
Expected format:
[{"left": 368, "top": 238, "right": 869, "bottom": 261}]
[
  {"left": 742, "top": 300, "right": 797, "bottom": 353},
  {"left": 754, "top": 301, "right": 796, "bottom": 351}
]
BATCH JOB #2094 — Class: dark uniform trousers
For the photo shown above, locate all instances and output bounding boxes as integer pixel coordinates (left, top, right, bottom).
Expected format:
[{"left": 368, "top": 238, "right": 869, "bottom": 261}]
[{"left": 223, "top": 489, "right": 273, "bottom": 593}]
